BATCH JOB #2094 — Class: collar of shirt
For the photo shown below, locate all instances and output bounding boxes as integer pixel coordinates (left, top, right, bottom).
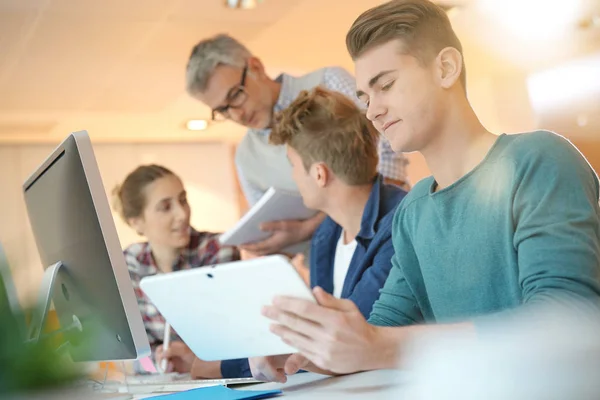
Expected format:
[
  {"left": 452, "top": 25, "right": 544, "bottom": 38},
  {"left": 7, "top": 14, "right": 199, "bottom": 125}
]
[
  {"left": 250, "top": 73, "right": 297, "bottom": 137},
  {"left": 315, "top": 174, "right": 389, "bottom": 245},
  {"left": 135, "top": 242, "right": 187, "bottom": 276},
  {"left": 356, "top": 174, "right": 385, "bottom": 241},
  {"left": 132, "top": 229, "right": 204, "bottom": 276}
]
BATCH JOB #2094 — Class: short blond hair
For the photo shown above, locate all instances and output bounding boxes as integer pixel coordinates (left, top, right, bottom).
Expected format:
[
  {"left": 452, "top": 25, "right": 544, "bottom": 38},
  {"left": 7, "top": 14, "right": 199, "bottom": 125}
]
[
  {"left": 346, "top": 0, "right": 466, "bottom": 90},
  {"left": 270, "top": 87, "right": 379, "bottom": 185}
]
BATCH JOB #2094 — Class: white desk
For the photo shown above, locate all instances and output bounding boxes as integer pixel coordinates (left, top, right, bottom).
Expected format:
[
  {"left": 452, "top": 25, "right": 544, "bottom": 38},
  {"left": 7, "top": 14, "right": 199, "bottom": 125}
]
[
  {"left": 128, "top": 370, "right": 405, "bottom": 399},
  {"left": 236, "top": 369, "right": 405, "bottom": 399},
  {"left": 25, "top": 370, "right": 404, "bottom": 399}
]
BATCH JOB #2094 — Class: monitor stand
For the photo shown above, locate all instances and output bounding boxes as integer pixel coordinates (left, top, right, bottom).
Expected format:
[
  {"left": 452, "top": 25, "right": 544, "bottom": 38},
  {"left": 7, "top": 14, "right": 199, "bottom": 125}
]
[{"left": 27, "top": 261, "right": 83, "bottom": 349}]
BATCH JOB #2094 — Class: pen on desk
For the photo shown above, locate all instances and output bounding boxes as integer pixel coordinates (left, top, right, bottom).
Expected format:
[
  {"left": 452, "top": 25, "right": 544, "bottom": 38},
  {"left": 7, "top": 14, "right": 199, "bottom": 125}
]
[{"left": 160, "top": 322, "right": 171, "bottom": 373}]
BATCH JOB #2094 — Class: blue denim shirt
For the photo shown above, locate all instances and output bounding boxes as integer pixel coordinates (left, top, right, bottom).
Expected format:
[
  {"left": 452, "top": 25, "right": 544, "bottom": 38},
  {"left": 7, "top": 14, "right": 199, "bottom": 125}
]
[{"left": 221, "top": 174, "right": 407, "bottom": 378}]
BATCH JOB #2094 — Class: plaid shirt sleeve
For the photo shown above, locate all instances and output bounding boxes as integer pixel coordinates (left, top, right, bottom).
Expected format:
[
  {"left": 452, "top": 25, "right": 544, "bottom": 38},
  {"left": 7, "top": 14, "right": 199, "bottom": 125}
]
[
  {"left": 123, "top": 245, "right": 165, "bottom": 350},
  {"left": 322, "top": 67, "right": 410, "bottom": 185}
]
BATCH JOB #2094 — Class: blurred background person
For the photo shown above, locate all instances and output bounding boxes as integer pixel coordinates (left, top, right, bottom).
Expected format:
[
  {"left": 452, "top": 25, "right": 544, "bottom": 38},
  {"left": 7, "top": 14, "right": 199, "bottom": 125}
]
[{"left": 113, "top": 164, "right": 240, "bottom": 372}]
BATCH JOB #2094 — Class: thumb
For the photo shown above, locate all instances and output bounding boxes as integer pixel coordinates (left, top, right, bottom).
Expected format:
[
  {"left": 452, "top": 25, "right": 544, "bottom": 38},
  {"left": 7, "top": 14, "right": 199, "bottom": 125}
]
[
  {"left": 163, "top": 348, "right": 173, "bottom": 359},
  {"left": 313, "top": 287, "right": 354, "bottom": 311},
  {"left": 163, "top": 344, "right": 181, "bottom": 359},
  {"left": 166, "top": 361, "right": 174, "bottom": 373},
  {"left": 284, "top": 353, "right": 309, "bottom": 375}
]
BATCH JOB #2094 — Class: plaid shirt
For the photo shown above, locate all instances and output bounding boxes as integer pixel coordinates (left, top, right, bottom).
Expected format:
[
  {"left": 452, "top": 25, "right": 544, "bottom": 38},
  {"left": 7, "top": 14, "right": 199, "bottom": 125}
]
[
  {"left": 124, "top": 228, "right": 240, "bottom": 349},
  {"left": 236, "top": 66, "right": 410, "bottom": 206}
]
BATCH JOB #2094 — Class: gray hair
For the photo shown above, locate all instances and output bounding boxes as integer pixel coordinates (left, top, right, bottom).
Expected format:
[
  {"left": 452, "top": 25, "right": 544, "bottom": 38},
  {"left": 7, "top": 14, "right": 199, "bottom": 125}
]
[{"left": 186, "top": 34, "right": 252, "bottom": 95}]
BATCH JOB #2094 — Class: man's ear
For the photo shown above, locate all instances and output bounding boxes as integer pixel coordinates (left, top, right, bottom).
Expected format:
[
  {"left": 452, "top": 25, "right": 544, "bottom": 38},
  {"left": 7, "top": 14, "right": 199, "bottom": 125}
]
[
  {"left": 436, "top": 47, "right": 463, "bottom": 89},
  {"left": 247, "top": 56, "right": 268, "bottom": 80},
  {"left": 312, "top": 163, "right": 329, "bottom": 188},
  {"left": 127, "top": 217, "right": 145, "bottom": 237}
]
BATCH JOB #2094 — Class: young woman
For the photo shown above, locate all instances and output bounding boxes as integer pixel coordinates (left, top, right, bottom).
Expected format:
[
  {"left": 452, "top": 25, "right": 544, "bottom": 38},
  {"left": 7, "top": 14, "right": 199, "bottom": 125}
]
[{"left": 113, "top": 164, "right": 239, "bottom": 372}]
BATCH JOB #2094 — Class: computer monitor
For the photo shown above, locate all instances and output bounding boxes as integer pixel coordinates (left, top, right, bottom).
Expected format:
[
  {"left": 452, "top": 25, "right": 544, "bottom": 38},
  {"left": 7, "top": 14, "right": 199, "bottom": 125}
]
[{"left": 22, "top": 131, "right": 150, "bottom": 362}]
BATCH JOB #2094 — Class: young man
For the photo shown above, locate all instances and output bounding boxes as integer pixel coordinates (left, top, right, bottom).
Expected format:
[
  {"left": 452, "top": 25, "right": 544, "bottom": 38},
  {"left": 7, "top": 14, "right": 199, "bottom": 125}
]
[
  {"left": 165, "top": 86, "right": 407, "bottom": 379},
  {"left": 185, "top": 34, "right": 410, "bottom": 258},
  {"left": 249, "top": 0, "right": 600, "bottom": 383}
]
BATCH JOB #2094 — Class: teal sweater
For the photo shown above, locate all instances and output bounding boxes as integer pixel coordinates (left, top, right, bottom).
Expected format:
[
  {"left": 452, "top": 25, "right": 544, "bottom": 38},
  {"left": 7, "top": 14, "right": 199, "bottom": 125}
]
[{"left": 369, "top": 131, "right": 600, "bottom": 326}]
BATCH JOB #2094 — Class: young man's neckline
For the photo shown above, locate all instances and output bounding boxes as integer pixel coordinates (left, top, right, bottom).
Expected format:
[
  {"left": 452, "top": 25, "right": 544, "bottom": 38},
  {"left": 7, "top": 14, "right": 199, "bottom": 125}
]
[
  {"left": 326, "top": 183, "right": 374, "bottom": 242},
  {"left": 338, "top": 230, "right": 359, "bottom": 246},
  {"left": 429, "top": 133, "right": 507, "bottom": 195}
]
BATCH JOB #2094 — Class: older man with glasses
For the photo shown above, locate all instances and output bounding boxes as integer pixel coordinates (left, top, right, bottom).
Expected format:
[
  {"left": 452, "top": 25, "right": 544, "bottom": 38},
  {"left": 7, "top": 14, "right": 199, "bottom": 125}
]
[
  {"left": 185, "top": 34, "right": 410, "bottom": 258},
  {"left": 210, "top": 63, "right": 249, "bottom": 122}
]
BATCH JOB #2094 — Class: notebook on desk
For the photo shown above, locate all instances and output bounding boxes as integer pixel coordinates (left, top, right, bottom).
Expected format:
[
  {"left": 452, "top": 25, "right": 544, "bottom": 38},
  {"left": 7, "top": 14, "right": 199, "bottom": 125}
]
[{"left": 101, "top": 376, "right": 262, "bottom": 397}]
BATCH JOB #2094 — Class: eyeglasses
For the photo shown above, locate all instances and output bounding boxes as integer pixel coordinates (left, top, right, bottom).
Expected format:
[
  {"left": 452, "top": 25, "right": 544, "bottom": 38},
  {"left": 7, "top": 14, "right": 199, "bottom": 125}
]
[{"left": 211, "top": 65, "right": 248, "bottom": 121}]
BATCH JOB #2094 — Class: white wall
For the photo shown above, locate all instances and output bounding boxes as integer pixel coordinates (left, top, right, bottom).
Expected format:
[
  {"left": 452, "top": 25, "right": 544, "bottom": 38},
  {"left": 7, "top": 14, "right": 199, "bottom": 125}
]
[{"left": 0, "top": 141, "right": 239, "bottom": 307}]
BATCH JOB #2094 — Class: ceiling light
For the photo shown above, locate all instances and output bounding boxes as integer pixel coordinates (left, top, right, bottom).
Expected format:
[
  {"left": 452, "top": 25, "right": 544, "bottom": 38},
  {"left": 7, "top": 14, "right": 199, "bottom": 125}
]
[
  {"left": 224, "top": 0, "right": 262, "bottom": 9},
  {"left": 186, "top": 120, "right": 208, "bottom": 131}
]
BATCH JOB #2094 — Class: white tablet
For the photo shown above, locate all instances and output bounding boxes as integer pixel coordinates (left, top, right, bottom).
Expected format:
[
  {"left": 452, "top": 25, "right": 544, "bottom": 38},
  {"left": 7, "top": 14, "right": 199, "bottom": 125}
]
[{"left": 139, "top": 255, "right": 316, "bottom": 361}]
